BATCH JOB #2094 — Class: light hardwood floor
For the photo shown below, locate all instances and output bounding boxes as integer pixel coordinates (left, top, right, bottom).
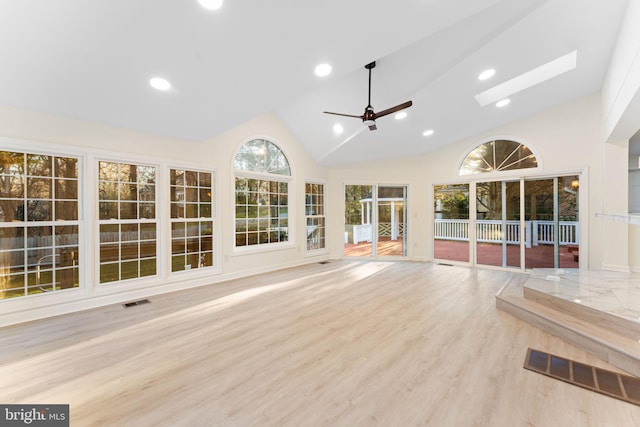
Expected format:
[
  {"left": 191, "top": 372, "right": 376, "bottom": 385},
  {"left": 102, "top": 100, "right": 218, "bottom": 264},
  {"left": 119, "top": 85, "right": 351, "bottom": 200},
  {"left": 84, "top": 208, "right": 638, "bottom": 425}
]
[{"left": 1, "top": 260, "right": 640, "bottom": 426}]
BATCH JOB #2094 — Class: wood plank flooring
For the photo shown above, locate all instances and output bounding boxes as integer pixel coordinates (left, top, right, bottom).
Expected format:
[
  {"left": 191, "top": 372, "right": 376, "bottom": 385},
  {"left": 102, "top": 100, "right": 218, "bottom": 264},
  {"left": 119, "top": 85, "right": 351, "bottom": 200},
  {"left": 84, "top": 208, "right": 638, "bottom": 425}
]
[{"left": 1, "top": 260, "right": 639, "bottom": 426}]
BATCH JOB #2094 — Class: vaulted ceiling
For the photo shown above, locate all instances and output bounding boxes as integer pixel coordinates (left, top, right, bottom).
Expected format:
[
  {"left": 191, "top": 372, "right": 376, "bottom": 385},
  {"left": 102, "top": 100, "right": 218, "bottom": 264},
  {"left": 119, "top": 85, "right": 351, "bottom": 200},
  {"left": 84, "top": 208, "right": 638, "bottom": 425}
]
[{"left": 0, "top": 0, "right": 630, "bottom": 166}]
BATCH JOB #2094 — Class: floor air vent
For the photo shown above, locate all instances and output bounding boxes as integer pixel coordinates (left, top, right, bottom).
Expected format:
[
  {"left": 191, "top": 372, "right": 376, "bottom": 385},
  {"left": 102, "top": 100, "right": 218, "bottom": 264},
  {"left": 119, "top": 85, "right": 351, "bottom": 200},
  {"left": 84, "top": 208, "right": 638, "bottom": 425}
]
[
  {"left": 524, "top": 348, "right": 640, "bottom": 406},
  {"left": 318, "top": 261, "right": 331, "bottom": 265},
  {"left": 437, "top": 263, "right": 454, "bottom": 266},
  {"left": 123, "top": 299, "right": 150, "bottom": 308}
]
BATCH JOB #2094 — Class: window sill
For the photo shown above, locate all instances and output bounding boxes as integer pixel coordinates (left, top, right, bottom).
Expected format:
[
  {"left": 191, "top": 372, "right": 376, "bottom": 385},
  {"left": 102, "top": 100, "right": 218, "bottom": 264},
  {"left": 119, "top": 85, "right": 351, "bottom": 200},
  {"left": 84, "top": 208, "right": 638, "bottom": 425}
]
[{"left": 232, "top": 242, "right": 296, "bottom": 256}]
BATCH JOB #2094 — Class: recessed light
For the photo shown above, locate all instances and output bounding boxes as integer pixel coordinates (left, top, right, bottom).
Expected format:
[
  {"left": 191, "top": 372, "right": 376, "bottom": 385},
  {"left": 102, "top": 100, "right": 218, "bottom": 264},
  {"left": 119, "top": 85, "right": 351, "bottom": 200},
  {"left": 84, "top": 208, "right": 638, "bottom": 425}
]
[
  {"left": 333, "top": 123, "right": 344, "bottom": 134},
  {"left": 315, "top": 63, "right": 332, "bottom": 77},
  {"left": 149, "top": 77, "right": 171, "bottom": 91},
  {"left": 423, "top": 129, "right": 434, "bottom": 136},
  {"left": 496, "top": 98, "right": 510, "bottom": 108},
  {"left": 198, "top": 0, "right": 223, "bottom": 10},
  {"left": 478, "top": 69, "right": 495, "bottom": 81},
  {"left": 394, "top": 111, "right": 407, "bottom": 120}
]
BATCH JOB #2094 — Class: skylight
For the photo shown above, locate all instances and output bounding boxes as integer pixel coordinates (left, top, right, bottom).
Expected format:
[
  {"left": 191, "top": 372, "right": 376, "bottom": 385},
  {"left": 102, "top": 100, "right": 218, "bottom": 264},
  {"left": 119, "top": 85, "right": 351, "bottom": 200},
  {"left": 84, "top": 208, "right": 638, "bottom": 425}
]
[{"left": 474, "top": 50, "right": 577, "bottom": 107}]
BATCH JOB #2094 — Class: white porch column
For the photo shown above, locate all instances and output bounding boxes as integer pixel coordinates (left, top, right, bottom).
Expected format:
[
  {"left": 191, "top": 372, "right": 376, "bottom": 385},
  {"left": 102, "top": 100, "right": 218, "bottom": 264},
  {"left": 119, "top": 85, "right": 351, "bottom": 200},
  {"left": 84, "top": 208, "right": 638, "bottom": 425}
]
[{"left": 391, "top": 201, "right": 397, "bottom": 240}]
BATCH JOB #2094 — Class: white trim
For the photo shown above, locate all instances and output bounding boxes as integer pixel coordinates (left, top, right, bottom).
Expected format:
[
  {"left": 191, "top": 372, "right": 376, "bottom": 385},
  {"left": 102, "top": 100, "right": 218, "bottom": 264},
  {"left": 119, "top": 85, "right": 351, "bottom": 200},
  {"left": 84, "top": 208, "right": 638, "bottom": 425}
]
[
  {"left": 0, "top": 255, "right": 329, "bottom": 327},
  {"left": 0, "top": 146, "right": 88, "bottom": 309},
  {"left": 341, "top": 182, "right": 409, "bottom": 258},
  {"left": 231, "top": 135, "right": 293, "bottom": 177},
  {"left": 433, "top": 168, "right": 587, "bottom": 271},
  {"left": 304, "top": 178, "right": 328, "bottom": 255},
  {"left": 166, "top": 165, "right": 220, "bottom": 276},
  {"left": 0, "top": 136, "right": 225, "bottom": 324},
  {"left": 94, "top": 157, "right": 161, "bottom": 288},
  {"left": 231, "top": 136, "right": 296, "bottom": 254},
  {"left": 601, "top": 263, "right": 632, "bottom": 273}
]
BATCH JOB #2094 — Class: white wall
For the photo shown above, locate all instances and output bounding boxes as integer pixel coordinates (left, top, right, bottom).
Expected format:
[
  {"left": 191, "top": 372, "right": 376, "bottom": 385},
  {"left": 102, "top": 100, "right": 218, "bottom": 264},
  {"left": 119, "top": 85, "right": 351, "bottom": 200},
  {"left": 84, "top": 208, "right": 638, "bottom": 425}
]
[
  {"left": 1, "top": 88, "right": 638, "bottom": 324},
  {"left": 601, "top": 0, "right": 640, "bottom": 272},
  {"left": 602, "top": 0, "right": 640, "bottom": 143},
  {"left": 328, "top": 93, "right": 605, "bottom": 267},
  {"left": 0, "top": 106, "right": 329, "bottom": 326}
]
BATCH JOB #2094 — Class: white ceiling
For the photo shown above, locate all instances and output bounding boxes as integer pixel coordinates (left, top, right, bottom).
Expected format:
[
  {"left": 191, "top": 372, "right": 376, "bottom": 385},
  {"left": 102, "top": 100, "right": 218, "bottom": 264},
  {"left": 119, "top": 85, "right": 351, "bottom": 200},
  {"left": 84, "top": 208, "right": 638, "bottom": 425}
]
[{"left": 0, "top": 0, "right": 630, "bottom": 166}]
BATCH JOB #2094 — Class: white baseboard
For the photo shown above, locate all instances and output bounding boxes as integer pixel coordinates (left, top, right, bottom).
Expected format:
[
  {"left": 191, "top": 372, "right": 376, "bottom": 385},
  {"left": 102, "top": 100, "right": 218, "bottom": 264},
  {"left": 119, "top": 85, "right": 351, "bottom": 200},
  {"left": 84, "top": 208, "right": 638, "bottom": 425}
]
[
  {"left": 601, "top": 263, "right": 632, "bottom": 273},
  {"left": 0, "top": 256, "right": 330, "bottom": 328}
]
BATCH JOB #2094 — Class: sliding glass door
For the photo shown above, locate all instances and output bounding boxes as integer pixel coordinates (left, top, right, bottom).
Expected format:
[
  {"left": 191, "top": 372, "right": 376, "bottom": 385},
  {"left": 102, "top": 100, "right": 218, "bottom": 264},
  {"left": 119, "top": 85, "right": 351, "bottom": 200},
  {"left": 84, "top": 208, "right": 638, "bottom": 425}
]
[
  {"left": 475, "top": 181, "right": 521, "bottom": 268},
  {"left": 344, "top": 184, "right": 407, "bottom": 257},
  {"left": 376, "top": 186, "right": 406, "bottom": 256},
  {"left": 434, "top": 184, "right": 469, "bottom": 262},
  {"left": 434, "top": 175, "right": 580, "bottom": 269},
  {"left": 524, "top": 176, "right": 579, "bottom": 269}
]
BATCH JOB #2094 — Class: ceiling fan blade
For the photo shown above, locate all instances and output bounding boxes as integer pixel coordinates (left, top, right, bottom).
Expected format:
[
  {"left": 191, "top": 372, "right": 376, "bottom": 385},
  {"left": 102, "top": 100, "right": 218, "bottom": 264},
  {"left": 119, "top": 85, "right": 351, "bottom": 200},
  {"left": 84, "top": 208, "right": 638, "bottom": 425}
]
[
  {"left": 323, "top": 111, "right": 363, "bottom": 119},
  {"left": 368, "top": 122, "right": 377, "bottom": 131},
  {"left": 373, "top": 100, "right": 413, "bottom": 119}
]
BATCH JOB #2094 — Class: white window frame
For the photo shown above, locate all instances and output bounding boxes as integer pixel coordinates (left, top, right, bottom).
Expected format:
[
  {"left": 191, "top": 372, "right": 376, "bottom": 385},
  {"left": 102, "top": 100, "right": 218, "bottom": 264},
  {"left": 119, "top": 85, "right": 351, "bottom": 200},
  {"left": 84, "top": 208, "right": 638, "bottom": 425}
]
[
  {"left": 459, "top": 137, "right": 541, "bottom": 176},
  {"left": 96, "top": 159, "right": 159, "bottom": 285},
  {"left": 168, "top": 166, "right": 216, "bottom": 273},
  {"left": 232, "top": 137, "right": 294, "bottom": 253},
  {"left": 305, "top": 180, "right": 327, "bottom": 253},
  {"left": 0, "top": 148, "right": 82, "bottom": 300}
]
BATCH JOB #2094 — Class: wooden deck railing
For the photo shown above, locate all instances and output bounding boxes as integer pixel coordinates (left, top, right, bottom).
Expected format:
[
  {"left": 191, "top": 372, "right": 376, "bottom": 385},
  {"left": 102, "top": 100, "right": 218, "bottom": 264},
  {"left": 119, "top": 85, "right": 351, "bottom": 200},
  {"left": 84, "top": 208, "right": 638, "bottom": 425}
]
[{"left": 434, "top": 219, "right": 579, "bottom": 248}]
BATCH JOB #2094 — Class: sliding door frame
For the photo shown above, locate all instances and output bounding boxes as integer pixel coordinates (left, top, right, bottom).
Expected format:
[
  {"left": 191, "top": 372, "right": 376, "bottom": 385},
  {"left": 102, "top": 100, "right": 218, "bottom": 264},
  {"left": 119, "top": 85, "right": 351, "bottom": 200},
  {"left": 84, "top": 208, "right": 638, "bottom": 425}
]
[
  {"left": 433, "top": 168, "right": 587, "bottom": 271},
  {"left": 343, "top": 182, "right": 409, "bottom": 259}
]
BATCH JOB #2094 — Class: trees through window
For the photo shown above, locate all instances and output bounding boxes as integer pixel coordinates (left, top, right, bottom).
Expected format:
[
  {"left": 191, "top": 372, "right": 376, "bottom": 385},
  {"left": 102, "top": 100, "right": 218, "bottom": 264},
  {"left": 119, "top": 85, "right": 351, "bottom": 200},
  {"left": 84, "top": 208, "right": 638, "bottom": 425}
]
[
  {"left": 234, "top": 139, "right": 291, "bottom": 248},
  {"left": 98, "top": 161, "right": 157, "bottom": 283},
  {"left": 460, "top": 139, "right": 537, "bottom": 175},
  {"left": 0, "top": 151, "right": 80, "bottom": 299}
]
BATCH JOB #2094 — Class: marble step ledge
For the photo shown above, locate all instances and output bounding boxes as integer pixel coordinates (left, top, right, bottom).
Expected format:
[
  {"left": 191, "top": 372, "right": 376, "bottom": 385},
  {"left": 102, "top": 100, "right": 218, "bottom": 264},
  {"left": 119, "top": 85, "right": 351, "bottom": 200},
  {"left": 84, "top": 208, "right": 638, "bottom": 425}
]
[
  {"left": 496, "top": 282, "right": 640, "bottom": 378},
  {"left": 525, "top": 268, "right": 640, "bottom": 340}
]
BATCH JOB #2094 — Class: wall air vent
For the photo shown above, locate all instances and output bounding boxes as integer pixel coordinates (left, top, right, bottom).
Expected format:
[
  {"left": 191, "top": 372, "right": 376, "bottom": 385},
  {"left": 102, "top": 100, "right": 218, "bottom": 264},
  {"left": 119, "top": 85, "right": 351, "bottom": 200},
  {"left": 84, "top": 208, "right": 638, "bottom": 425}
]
[{"left": 123, "top": 299, "right": 151, "bottom": 308}]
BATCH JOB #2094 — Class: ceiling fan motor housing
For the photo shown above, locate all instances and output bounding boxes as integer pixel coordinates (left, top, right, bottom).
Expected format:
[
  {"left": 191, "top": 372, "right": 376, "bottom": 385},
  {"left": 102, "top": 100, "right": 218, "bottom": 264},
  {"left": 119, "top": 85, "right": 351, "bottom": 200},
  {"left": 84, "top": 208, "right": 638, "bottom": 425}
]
[{"left": 322, "top": 59, "right": 411, "bottom": 132}]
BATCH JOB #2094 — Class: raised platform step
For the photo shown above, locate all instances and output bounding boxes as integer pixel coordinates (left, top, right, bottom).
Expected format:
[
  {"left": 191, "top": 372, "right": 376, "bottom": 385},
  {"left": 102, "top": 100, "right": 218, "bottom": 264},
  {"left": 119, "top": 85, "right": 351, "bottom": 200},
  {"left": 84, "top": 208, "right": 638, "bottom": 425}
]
[
  {"left": 496, "top": 274, "right": 640, "bottom": 378},
  {"left": 525, "top": 269, "right": 640, "bottom": 340}
]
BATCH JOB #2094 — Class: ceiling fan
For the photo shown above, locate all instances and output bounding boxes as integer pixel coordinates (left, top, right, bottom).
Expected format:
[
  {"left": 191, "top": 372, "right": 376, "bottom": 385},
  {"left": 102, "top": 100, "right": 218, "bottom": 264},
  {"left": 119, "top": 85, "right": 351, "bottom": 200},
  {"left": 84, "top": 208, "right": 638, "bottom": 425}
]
[{"left": 323, "top": 61, "right": 412, "bottom": 131}]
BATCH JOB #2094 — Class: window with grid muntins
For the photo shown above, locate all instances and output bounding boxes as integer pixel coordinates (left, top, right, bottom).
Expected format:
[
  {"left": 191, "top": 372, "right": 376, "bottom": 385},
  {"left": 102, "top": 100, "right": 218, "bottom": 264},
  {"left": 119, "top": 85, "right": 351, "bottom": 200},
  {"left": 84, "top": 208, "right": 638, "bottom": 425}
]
[
  {"left": 0, "top": 151, "right": 80, "bottom": 299},
  {"left": 235, "top": 178, "right": 288, "bottom": 247},
  {"left": 459, "top": 139, "right": 537, "bottom": 175},
  {"left": 305, "top": 183, "right": 325, "bottom": 251},
  {"left": 234, "top": 139, "right": 291, "bottom": 249},
  {"left": 98, "top": 161, "right": 157, "bottom": 283},
  {"left": 170, "top": 168, "right": 214, "bottom": 272}
]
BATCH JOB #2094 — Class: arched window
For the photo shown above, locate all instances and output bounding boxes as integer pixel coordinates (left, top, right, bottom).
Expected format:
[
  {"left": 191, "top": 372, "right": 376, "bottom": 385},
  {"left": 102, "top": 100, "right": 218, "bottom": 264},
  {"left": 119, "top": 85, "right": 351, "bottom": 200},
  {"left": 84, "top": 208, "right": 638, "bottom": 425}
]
[
  {"left": 234, "top": 139, "right": 291, "bottom": 176},
  {"left": 233, "top": 139, "right": 291, "bottom": 248},
  {"left": 459, "top": 139, "right": 537, "bottom": 175}
]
